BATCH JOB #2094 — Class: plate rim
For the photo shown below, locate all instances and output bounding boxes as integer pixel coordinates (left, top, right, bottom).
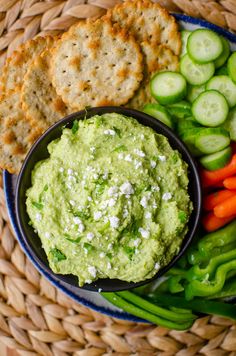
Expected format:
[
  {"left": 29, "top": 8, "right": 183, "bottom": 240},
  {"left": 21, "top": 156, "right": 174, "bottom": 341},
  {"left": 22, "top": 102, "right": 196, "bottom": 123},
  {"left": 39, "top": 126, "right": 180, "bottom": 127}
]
[{"left": 3, "top": 14, "right": 236, "bottom": 322}]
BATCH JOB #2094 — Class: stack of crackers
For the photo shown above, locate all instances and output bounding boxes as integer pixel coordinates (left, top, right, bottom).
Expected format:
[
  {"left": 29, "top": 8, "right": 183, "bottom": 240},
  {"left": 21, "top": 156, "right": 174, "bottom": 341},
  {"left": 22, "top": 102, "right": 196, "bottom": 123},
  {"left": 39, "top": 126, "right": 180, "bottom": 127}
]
[{"left": 0, "top": 0, "right": 181, "bottom": 174}]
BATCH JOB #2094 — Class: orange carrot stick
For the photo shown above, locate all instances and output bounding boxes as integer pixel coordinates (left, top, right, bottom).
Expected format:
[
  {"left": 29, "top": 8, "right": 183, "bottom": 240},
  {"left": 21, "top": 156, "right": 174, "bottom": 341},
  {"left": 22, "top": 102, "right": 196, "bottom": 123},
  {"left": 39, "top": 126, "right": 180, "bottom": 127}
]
[
  {"left": 203, "top": 189, "right": 236, "bottom": 211},
  {"left": 223, "top": 176, "right": 236, "bottom": 190},
  {"left": 214, "top": 194, "right": 236, "bottom": 218},
  {"left": 202, "top": 212, "right": 236, "bottom": 232},
  {"left": 201, "top": 154, "right": 236, "bottom": 187}
]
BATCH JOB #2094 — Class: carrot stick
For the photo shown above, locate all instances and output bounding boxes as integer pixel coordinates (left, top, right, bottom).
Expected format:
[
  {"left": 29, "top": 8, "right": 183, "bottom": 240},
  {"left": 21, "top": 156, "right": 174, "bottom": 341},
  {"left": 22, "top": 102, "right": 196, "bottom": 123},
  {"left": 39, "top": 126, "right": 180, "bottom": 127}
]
[
  {"left": 223, "top": 176, "right": 236, "bottom": 190},
  {"left": 214, "top": 194, "right": 236, "bottom": 218},
  {"left": 203, "top": 189, "right": 236, "bottom": 211},
  {"left": 202, "top": 212, "right": 236, "bottom": 232}
]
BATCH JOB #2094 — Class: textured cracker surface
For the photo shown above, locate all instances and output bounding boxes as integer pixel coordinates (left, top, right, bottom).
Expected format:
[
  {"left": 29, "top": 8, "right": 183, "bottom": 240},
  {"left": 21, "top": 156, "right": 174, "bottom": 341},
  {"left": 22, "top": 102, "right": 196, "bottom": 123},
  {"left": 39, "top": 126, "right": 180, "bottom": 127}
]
[
  {"left": 128, "top": 44, "right": 179, "bottom": 109},
  {"left": 21, "top": 49, "right": 73, "bottom": 134},
  {"left": 0, "top": 90, "right": 40, "bottom": 174},
  {"left": 51, "top": 19, "right": 143, "bottom": 110},
  {"left": 0, "top": 36, "right": 54, "bottom": 95},
  {"left": 106, "top": 0, "right": 181, "bottom": 56}
]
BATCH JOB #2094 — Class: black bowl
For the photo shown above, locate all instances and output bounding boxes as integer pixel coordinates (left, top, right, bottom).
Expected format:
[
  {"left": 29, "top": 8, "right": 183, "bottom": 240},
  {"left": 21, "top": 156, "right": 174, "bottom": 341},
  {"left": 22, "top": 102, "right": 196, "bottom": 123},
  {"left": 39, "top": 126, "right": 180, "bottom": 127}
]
[{"left": 16, "top": 106, "right": 202, "bottom": 292}]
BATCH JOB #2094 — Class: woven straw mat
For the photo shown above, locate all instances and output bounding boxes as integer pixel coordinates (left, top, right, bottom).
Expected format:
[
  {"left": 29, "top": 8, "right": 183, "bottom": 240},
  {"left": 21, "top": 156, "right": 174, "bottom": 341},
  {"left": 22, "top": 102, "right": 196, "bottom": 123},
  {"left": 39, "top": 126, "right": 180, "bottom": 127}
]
[{"left": 1, "top": 0, "right": 236, "bottom": 355}]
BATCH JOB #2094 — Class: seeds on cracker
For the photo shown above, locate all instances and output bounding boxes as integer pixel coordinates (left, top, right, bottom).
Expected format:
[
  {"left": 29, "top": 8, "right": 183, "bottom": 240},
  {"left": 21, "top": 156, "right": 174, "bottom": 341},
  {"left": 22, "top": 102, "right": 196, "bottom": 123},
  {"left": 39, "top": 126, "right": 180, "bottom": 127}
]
[
  {"left": 0, "top": 36, "right": 54, "bottom": 95},
  {"left": 0, "top": 90, "right": 40, "bottom": 174},
  {"left": 50, "top": 19, "right": 143, "bottom": 110},
  {"left": 21, "top": 49, "right": 73, "bottom": 134},
  {"left": 106, "top": 0, "right": 181, "bottom": 56}
]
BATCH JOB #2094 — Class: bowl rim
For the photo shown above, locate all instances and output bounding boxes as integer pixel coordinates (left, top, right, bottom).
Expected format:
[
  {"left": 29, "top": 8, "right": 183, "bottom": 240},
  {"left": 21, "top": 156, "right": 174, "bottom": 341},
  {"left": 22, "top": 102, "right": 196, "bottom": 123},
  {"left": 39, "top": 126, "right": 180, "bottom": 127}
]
[{"left": 15, "top": 106, "right": 202, "bottom": 292}]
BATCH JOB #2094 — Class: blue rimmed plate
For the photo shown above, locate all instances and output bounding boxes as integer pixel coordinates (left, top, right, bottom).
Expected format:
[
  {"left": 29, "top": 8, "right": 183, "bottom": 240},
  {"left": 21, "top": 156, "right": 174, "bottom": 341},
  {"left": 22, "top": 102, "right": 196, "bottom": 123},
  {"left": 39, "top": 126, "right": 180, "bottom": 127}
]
[{"left": 4, "top": 14, "right": 236, "bottom": 322}]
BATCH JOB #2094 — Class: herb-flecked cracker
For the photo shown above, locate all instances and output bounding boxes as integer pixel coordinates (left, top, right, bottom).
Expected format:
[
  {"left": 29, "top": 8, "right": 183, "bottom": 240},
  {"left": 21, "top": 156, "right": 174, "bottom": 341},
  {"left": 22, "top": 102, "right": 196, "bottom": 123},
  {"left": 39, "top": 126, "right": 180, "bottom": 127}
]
[
  {"left": 0, "top": 90, "right": 41, "bottom": 174},
  {"left": 0, "top": 36, "right": 54, "bottom": 95},
  {"left": 21, "top": 49, "right": 73, "bottom": 134},
  {"left": 50, "top": 19, "right": 143, "bottom": 110}
]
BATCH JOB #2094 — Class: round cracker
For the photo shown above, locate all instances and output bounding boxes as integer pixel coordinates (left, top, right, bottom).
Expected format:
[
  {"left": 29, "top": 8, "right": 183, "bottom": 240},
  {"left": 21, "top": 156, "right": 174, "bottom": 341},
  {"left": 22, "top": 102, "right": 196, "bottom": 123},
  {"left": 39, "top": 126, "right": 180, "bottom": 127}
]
[
  {"left": 21, "top": 49, "right": 73, "bottom": 134},
  {"left": 50, "top": 19, "right": 143, "bottom": 110},
  {"left": 128, "top": 45, "right": 179, "bottom": 109},
  {"left": 0, "top": 36, "right": 54, "bottom": 95},
  {"left": 0, "top": 90, "right": 41, "bottom": 174},
  {"left": 106, "top": 0, "right": 181, "bottom": 56}
]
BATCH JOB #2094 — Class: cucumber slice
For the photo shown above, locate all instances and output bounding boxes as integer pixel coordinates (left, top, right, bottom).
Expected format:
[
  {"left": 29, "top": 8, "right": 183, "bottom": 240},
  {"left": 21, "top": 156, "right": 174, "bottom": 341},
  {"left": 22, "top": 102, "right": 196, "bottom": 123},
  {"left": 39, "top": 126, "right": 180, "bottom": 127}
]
[
  {"left": 181, "top": 30, "right": 191, "bottom": 57},
  {"left": 180, "top": 54, "right": 215, "bottom": 85},
  {"left": 192, "top": 90, "right": 229, "bottom": 127},
  {"left": 223, "top": 107, "right": 236, "bottom": 141},
  {"left": 167, "top": 101, "right": 191, "bottom": 119},
  {"left": 200, "top": 146, "right": 232, "bottom": 170},
  {"left": 181, "top": 128, "right": 203, "bottom": 157},
  {"left": 143, "top": 103, "right": 173, "bottom": 128},
  {"left": 177, "top": 117, "right": 201, "bottom": 137},
  {"left": 187, "top": 29, "right": 223, "bottom": 64},
  {"left": 150, "top": 71, "right": 187, "bottom": 105},
  {"left": 206, "top": 75, "right": 236, "bottom": 108},
  {"left": 215, "top": 66, "right": 228, "bottom": 76},
  {"left": 228, "top": 52, "right": 236, "bottom": 84},
  {"left": 215, "top": 37, "right": 230, "bottom": 68},
  {"left": 195, "top": 128, "right": 230, "bottom": 154},
  {"left": 187, "top": 84, "right": 205, "bottom": 103}
]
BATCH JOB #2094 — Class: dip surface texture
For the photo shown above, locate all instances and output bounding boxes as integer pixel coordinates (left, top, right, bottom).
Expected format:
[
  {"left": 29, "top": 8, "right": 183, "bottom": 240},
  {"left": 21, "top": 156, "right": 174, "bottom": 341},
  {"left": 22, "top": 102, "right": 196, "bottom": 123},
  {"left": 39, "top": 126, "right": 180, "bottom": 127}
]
[{"left": 26, "top": 113, "right": 192, "bottom": 286}]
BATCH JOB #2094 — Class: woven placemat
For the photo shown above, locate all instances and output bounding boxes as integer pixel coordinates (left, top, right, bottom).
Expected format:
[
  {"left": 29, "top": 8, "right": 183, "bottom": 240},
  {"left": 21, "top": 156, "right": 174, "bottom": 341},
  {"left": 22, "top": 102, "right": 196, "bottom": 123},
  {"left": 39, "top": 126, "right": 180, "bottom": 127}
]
[{"left": 1, "top": 1, "right": 236, "bottom": 355}]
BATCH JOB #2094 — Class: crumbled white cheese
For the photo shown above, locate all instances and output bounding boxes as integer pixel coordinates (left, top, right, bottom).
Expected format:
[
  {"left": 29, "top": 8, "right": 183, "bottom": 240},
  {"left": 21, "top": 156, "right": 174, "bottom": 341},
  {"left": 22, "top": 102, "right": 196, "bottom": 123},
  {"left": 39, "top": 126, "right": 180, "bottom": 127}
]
[
  {"left": 162, "top": 192, "right": 172, "bottom": 201},
  {"left": 145, "top": 212, "right": 152, "bottom": 219},
  {"left": 150, "top": 160, "right": 156, "bottom": 168},
  {"left": 134, "top": 160, "right": 142, "bottom": 170},
  {"left": 67, "top": 168, "right": 73, "bottom": 175},
  {"left": 87, "top": 232, "right": 94, "bottom": 241},
  {"left": 140, "top": 134, "right": 144, "bottom": 140},
  {"left": 68, "top": 175, "right": 76, "bottom": 182},
  {"left": 108, "top": 186, "right": 118, "bottom": 196},
  {"left": 123, "top": 209, "right": 129, "bottom": 218},
  {"left": 108, "top": 243, "right": 113, "bottom": 250},
  {"left": 70, "top": 200, "right": 75, "bottom": 206},
  {"left": 159, "top": 155, "right": 166, "bottom": 162},
  {"left": 45, "top": 232, "right": 50, "bottom": 239},
  {"left": 138, "top": 228, "right": 150, "bottom": 239},
  {"left": 134, "top": 148, "right": 145, "bottom": 157},
  {"left": 140, "top": 196, "right": 148, "bottom": 208},
  {"left": 103, "top": 172, "right": 108, "bottom": 179},
  {"left": 109, "top": 216, "right": 120, "bottom": 229},
  {"left": 107, "top": 262, "right": 112, "bottom": 270},
  {"left": 87, "top": 196, "right": 92, "bottom": 202},
  {"left": 88, "top": 266, "right": 97, "bottom": 278},
  {"left": 35, "top": 213, "right": 42, "bottom": 222},
  {"left": 108, "top": 198, "right": 116, "bottom": 207},
  {"left": 104, "top": 129, "right": 116, "bottom": 136},
  {"left": 94, "top": 211, "right": 102, "bottom": 221},
  {"left": 90, "top": 146, "right": 96, "bottom": 153},
  {"left": 73, "top": 217, "right": 82, "bottom": 224},
  {"left": 93, "top": 173, "right": 99, "bottom": 180},
  {"left": 99, "top": 252, "right": 105, "bottom": 258},
  {"left": 78, "top": 223, "right": 85, "bottom": 233},
  {"left": 133, "top": 238, "right": 141, "bottom": 247},
  {"left": 118, "top": 153, "right": 124, "bottom": 160},
  {"left": 120, "top": 182, "right": 134, "bottom": 195},
  {"left": 155, "top": 262, "right": 160, "bottom": 270},
  {"left": 124, "top": 154, "right": 132, "bottom": 162},
  {"left": 59, "top": 167, "right": 64, "bottom": 173},
  {"left": 85, "top": 279, "right": 92, "bottom": 284},
  {"left": 151, "top": 186, "right": 160, "bottom": 192}
]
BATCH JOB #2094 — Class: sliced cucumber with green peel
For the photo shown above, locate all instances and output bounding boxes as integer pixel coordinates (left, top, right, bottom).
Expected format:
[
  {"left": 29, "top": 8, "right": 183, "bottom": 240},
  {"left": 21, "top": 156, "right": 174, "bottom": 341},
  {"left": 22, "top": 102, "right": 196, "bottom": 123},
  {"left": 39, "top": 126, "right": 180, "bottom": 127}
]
[
  {"left": 215, "top": 66, "right": 228, "bottom": 76},
  {"left": 180, "top": 54, "right": 215, "bottom": 85},
  {"left": 228, "top": 52, "right": 236, "bottom": 84},
  {"left": 167, "top": 101, "right": 191, "bottom": 119},
  {"left": 187, "top": 84, "right": 205, "bottom": 103},
  {"left": 215, "top": 37, "right": 230, "bottom": 68},
  {"left": 223, "top": 107, "right": 236, "bottom": 141},
  {"left": 195, "top": 128, "right": 230, "bottom": 154},
  {"left": 181, "top": 30, "right": 191, "bottom": 57},
  {"left": 187, "top": 29, "right": 223, "bottom": 64},
  {"left": 177, "top": 118, "right": 201, "bottom": 137},
  {"left": 143, "top": 103, "right": 173, "bottom": 128},
  {"left": 181, "top": 128, "right": 203, "bottom": 157},
  {"left": 150, "top": 71, "right": 187, "bottom": 105},
  {"left": 206, "top": 75, "right": 236, "bottom": 108},
  {"left": 200, "top": 146, "right": 232, "bottom": 171},
  {"left": 192, "top": 90, "right": 229, "bottom": 127}
]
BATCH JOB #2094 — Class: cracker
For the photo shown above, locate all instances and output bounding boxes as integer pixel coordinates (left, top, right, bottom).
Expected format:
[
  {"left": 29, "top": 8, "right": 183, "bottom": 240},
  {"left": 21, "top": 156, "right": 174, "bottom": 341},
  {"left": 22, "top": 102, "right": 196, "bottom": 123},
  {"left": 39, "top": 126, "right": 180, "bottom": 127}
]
[
  {"left": 106, "top": 0, "right": 181, "bottom": 56},
  {"left": 128, "top": 44, "right": 179, "bottom": 109},
  {"left": 0, "top": 36, "right": 54, "bottom": 95},
  {"left": 0, "top": 90, "right": 40, "bottom": 174},
  {"left": 50, "top": 19, "right": 143, "bottom": 110},
  {"left": 21, "top": 49, "right": 73, "bottom": 134}
]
